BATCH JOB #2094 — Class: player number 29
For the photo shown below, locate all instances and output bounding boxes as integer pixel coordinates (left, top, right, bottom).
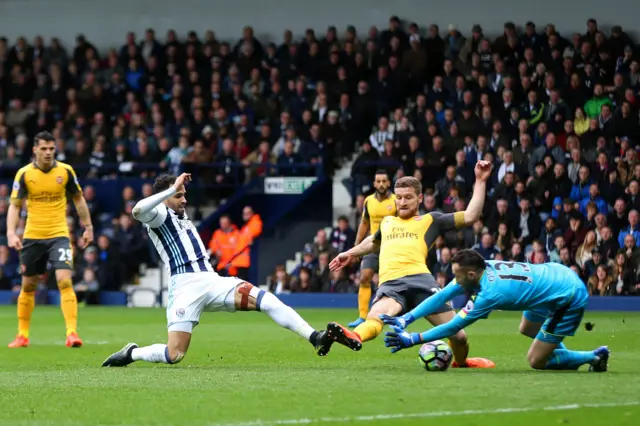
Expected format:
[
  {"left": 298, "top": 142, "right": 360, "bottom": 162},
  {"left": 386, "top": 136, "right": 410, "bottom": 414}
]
[{"left": 58, "top": 248, "right": 72, "bottom": 262}]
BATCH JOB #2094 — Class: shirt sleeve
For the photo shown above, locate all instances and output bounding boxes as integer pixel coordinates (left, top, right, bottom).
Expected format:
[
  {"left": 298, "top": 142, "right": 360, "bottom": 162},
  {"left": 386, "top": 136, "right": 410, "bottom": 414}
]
[
  {"left": 132, "top": 188, "right": 174, "bottom": 228},
  {"left": 65, "top": 166, "right": 83, "bottom": 196},
  {"left": 362, "top": 199, "right": 370, "bottom": 221},
  {"left": 408, "top": 281, "right": 466, "bottom": 320},
  {"left": 9, "top": 169, "right": 27, "bottom": 206},
  {"left": 416, "top": 295, "right": 498, "bottom": 342},
  {"left": 456, "top": 294, "right": 498, "bottom": 322},
  {"left": 430, "top": 211, "right": 466, "bottom": 232}
]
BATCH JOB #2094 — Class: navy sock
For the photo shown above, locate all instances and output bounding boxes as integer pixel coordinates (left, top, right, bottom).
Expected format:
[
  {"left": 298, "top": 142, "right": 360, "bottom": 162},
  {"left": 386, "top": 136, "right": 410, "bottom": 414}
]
[{"left": 309, "top": 330, "right": 319, "bottom": 345}]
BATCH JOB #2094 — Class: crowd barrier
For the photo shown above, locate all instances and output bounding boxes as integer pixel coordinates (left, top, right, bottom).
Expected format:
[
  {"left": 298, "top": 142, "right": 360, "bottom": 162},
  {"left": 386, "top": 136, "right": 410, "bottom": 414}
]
[{"left": 0, "top": 291, "right": 638, "bottom": 311}]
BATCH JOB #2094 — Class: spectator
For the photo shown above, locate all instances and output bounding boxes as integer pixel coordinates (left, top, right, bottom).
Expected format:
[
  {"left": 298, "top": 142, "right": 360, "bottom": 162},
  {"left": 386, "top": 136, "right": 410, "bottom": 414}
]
[
  {"left": 570, "top": 166, "right": 592, "bottom": 202},
  {"left": 540, "top": 217, "right": 562, "bottom": 253},
  {"left": 473, "top": 232, "right": 499, "bottom": 260},
  {"left": 277, "top": 140, "right": 304, "bottom": 177},
  {"left": 495, "top": 222, "right": 514, "bottom": 253},
  {"left": 74, "top": 268, "right": 100, "bottom": 305},
  {"left": 236, "top": 206, "right": 263, "bottom": 281},
  {"left": 514, "top": 197, "right": 541, "bottom": 247},
  {"left": 292, "top": 244, "right": 317, "bottom": 277},
  {"left": 313, "top": 251, "right": 332, "bottom": 291},
  {"left": 618, "top": 210, "right": 640, "bottom": 248},
  {"left": 268, "top": 265, "right": 292, "bottom": 295},
  {"left": 584, "top": 84, "right": 613, "bottom": 118},
  {"left": 290, "top": 267, "right": 315, "bottom": 293},
  {"left": 583, "top": 248, "right": 606, "bottom": 280},
  {"left": 208, "top": 215, "right": 240, "bottom": 276},
  {"left": 433, "top": 247, "right": 454, "bottom": 282},
  {"left": 96, "top": 234, "right": 122, "bottom": 291},
  {"left": 575, "top": 230, "right": 598, "bottom": 269},
  {"left": 311, "top": 229, "right": 337, "bottom": 259},
  {"left": 113, "top": 214, "right": 147, "bottom": 282},
  {"left": 587, "top": 265, "right": 614, "bottom": 296},
  {"left": 564, "top": 213, "right": 588, "bottom": 257},
  {"left": 330, "top": 216, "right": 355, "bottom": 254},
  {"left": 325, "top": 269, "right": 355, "bottom": 293},
  {"left": 579, "top": 184, "right": 608, "bottom": 216}
]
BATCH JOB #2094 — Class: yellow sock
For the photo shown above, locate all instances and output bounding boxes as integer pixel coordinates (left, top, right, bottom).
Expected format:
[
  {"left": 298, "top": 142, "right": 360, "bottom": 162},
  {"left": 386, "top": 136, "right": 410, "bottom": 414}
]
[
  {"left": 353, "top": 318, "right": 384, "bottom": 342},
  {"left": 17, "top": 291, "right": 35, "bottom": 338},
  {"left": 59, "top": 281, "right": 78, "bottom": 336},
  {"left": 449, "top": 338, "right": 470, "bottom": 365},
  {"left": 357, "top": 283, "right": 372, "bottom": 319}
]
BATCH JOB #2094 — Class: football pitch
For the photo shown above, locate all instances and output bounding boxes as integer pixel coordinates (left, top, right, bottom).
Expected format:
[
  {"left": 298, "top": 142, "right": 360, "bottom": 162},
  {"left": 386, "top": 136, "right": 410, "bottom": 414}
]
[{"left": 0, "top": 307, "right": 638, "bottom": 426}]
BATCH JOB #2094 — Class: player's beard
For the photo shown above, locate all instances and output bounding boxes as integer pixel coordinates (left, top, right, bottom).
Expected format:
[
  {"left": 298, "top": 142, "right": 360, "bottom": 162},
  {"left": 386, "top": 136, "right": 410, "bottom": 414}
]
[
  {"left": 397, "top": 204, "right": 418, "bottom": 219},
  {"left": 375, "top": 186, "right": 389, "bottom": 197},
  {"left": 459, "top": 276, "right": 480, "bottom": 292}
]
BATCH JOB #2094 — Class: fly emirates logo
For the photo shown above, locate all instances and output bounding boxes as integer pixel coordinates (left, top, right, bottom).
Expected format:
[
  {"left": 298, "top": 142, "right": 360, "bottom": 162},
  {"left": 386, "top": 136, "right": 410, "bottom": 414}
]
[{"left": 383, "top": 227, "right": 419, "bottom": 241}]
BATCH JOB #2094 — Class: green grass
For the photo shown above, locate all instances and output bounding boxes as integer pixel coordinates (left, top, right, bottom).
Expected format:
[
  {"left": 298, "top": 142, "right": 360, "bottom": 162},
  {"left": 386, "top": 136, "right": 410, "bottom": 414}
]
[{"left": 0, "top": 307, "right": 638, "bottom": 426}]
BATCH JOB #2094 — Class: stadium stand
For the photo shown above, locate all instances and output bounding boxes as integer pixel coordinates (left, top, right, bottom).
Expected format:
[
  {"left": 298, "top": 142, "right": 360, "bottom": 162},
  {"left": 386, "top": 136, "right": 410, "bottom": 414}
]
[{"left": 1, "top": 17, "right": 640, "bottom": 305}]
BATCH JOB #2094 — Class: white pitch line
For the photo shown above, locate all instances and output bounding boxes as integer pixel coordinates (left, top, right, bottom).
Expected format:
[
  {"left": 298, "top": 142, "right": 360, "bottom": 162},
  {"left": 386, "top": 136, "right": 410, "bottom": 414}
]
[{"left": 211, "top": 401, "right": 640, "bottom": 426}]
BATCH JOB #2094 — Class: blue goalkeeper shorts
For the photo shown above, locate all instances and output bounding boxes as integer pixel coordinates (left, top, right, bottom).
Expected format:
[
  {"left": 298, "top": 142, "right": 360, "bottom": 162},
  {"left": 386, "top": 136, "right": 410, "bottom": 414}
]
[{"left": 528, "top": 284, "right": 589, "bottom": 344}]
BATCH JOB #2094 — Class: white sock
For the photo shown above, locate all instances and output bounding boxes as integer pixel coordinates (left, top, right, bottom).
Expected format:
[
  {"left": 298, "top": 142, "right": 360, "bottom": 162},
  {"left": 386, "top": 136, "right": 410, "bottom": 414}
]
[
  {"left": 131, "top": 344, "right": 171, "bottom": 363},
  {"left": 259, "top": 292, "right": 315, "bottom": 340}
]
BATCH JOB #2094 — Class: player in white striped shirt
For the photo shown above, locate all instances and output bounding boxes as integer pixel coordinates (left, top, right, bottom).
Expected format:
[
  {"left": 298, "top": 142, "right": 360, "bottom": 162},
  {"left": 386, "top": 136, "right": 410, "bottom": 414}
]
[{"left": 102, "top": 173, "right": 338, "bottom": 367}]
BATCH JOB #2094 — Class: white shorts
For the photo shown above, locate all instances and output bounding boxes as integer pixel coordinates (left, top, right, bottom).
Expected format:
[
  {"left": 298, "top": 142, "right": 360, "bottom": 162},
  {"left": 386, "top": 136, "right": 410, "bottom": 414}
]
[{"left": 166, "top": 272, "right": 243, "bottom": 333}]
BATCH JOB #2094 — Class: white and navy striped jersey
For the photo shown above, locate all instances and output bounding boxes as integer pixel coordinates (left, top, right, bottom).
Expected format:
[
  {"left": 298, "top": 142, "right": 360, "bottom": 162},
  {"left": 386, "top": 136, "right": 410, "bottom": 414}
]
[
  {"left": 369, "top": 129, "right": 394, "bottom": 153},
  {"left": 145, "top": 204, "right": 214, "bottom": 276}
]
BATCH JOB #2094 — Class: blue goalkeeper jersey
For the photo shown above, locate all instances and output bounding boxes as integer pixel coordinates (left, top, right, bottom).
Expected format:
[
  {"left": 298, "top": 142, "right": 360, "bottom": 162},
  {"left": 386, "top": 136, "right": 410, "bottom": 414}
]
[{"left": 407, "top": 261, "right": 587, "bottom": 343}]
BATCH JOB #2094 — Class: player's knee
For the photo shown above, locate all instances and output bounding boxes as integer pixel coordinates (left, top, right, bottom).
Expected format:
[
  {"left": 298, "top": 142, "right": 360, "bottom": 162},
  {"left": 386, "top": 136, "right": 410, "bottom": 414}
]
[
  {"left": 57, "top": 278, "right": 73, "bottom": 291},
  {"left": 527, "top": 353, "right": 547, "bottom": 370},
  {"left": 167, "top": 348, "right": 186, "bottom": 364},
  {"left": 21, "top": 281, "right": 37, "bottom": 293},
  {"left": 449, "top": 330, "right": 468, "bottom": 346},
  {"left": 360, "top": 273, "right": 373, "bottom": 286}
]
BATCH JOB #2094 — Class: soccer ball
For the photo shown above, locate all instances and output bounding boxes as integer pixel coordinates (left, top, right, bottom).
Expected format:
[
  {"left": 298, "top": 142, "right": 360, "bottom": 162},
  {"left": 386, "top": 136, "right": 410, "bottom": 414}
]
[{"left": 418, "top": 340, "right": 453, "bottom": 372}]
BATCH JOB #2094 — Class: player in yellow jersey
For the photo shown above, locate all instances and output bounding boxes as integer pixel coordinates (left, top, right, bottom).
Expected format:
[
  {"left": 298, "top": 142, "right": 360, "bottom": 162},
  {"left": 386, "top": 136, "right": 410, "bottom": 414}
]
[
  {"left": 348, "top": 170, "right": 397, "bottom": 328},
  {"left": 326, "top": 161, "right": 495, "bottom": 368},
  {"left": 6, "top": 131, "right": 94, "bottom": 348}
]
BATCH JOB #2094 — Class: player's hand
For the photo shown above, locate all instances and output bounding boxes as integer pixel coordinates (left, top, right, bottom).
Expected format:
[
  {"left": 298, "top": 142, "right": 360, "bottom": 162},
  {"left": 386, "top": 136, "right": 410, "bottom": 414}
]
[
  {"left": 81, "top": 226, "right": 94, "bottom": 249},
  {"left": 329, "top": 252, "right": 352, "bottom": 272},
  {"left": 474, "top": 160, "right": 493, "bottom": 182},
  {"left": 7, "top": 233, "right": 22, "bottom": 251},
  {"left": 173, "top": 173, "right": 192, "bottom": 190},
  {"left": 384, "top": 326, "right": 420, "bottom": 353},
  {"left": 379, "top": 314, "right": 412, "bottom": 330}
]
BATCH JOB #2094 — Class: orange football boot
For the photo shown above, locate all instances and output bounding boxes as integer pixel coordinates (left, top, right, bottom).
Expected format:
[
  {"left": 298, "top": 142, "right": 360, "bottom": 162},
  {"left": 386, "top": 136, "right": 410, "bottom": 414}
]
[
  {"left": 8, "top": 335, "right": 29, "bottom": 348},
  {"left": 66, "top": 333, "right": 83, "bottom": 348},
  {"left": 326, "top": 322, "right": 363, "bottom": 351},
  {"left": 452, "top": 357, "right": 496, "bottom": 368}
]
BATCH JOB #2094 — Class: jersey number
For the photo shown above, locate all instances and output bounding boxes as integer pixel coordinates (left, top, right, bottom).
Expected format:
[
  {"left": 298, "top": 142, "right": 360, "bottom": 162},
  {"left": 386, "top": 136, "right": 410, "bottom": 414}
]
[
  {"left": 58, "top": 248, "right": 72, "bottom": 262},
  {"left": 494, "top": 261, "right": 532, "bottom": 283}
]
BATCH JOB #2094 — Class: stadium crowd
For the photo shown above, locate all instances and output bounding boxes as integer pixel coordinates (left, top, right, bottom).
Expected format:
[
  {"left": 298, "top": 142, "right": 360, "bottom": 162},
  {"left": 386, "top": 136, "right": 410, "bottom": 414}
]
[{"left": 1, "top": 17, "right": 640, "bottom": 297}]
